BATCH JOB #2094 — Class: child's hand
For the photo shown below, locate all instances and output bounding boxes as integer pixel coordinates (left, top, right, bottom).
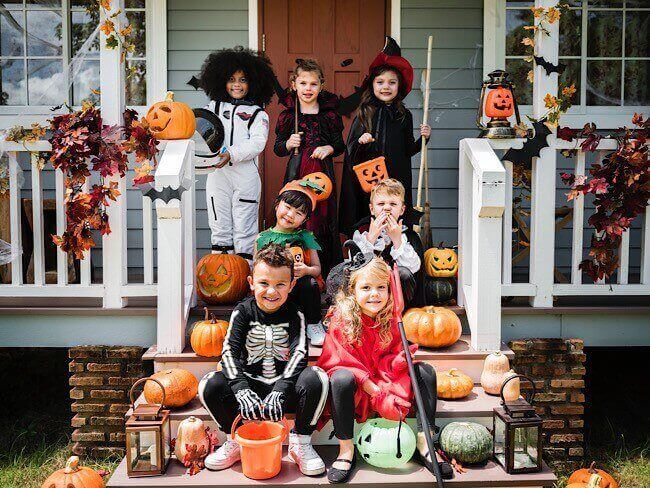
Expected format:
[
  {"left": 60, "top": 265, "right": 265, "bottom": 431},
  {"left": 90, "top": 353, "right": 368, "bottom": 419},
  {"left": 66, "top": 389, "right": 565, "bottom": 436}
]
[
  {"left": 215, "top": 150, "right": 231, "bottom": 168},
  {"left": 385, "top": 215, "right": 403, "bottom": 249},
  {"left": 420, "top": 124, "right": 431, "bottom": 139},
  {"left": 286, "top": 132, "right": 302, "bottom": 150},
  {"left": 293, "top": 260, "right": 307, "bottom": 278},
  {"left": 358, "top": 132, "right": 375, "bottom": 145},
  {"left": 311, "top": 145, "right": 334, "bottom": 160},
  {"left": 367, "top": 213, "right": 389, "bottom": 244}
]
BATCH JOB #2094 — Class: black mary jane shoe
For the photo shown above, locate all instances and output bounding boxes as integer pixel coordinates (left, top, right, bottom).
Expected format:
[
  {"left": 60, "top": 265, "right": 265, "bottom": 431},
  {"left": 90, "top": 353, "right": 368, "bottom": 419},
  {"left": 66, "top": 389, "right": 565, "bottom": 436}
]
[{"left": 327, "top": 455, "right": 356, "bottom": 484}]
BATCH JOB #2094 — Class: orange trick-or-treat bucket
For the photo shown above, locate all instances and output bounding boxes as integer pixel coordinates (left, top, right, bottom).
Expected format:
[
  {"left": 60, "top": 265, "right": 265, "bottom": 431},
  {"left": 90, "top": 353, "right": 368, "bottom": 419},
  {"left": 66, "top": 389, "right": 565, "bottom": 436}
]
[
  {"left": 231, "top": 414, "right": 289, "bottom": 480},
  {"left": 353, "top": 156, "right": 388, "bottom": 193}
]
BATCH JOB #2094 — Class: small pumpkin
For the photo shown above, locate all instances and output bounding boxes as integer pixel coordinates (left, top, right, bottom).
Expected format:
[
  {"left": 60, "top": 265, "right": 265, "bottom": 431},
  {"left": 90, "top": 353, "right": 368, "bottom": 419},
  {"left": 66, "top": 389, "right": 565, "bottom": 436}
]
[
  {"left": 190, "top": 308, "right": 229, "bottom": 357},
  {"left": 567, "top": 474, "right": 604, "bottom": 488},
  {"left": 437, "top": 368, "right": 474, "bottom": 399},
  {"left": 424, "top": 245, "right": 458, "bottom": 278},
  {"left": 302, "top": 172, "right": 333, "bottom": 201},
  {"left": 501, "top": 369, "right": 521, "bottom": 402},
  {"left": 353, "top": 156, "right": 388, "bottom": 193},
  {"left": 41, "top": 456, "right": 104, "bottom": 488},
  {"left": 175, "top": 416, "right": 211, "bottom": 465},
  {"left": 568, "top": 462, "right": 618, "bottom": 488},
  {"left": 196, "top": 251, "right": 250, "bottom": 304},
  {"left": 145, "top": 91, "right": 196, "bottom": 140},
  {"left": 144, "top": 368, "right": 198, "bottom": 408},
  {"left": 424, "top": 277, "right": 455, "bottom": 304},
  {"left": 440, "top": 422, "right": 493, "bottom": 464},
  {"left": 480, "top": 351, "right": 511, "bottom": 395},
  {"left": 402, "top": 306, "right": 462, "bottom": 348},
  {"left": 485, "top": 86, "right": 514, "bottom": 119}
]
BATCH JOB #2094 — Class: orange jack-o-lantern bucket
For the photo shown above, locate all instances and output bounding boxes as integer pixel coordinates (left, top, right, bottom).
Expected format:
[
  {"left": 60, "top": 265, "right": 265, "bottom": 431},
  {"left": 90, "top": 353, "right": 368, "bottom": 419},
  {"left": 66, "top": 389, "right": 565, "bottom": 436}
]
[
  {"left": 485, "top": 86, "right": 514, "bottom": 119},
  {"left": 353, "top": 156, "right": 388, "bottom": 193}
]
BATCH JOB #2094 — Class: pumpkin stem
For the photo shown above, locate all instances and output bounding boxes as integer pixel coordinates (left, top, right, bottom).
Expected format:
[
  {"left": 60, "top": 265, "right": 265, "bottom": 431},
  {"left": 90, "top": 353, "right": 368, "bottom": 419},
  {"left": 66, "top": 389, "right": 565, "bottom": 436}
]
[
  {"left": 165, "top": 91, "right": 175, "bottom": 101},
  {"left": 449, "top": 368, "right": 459, "bottom": 375},
  {"left": 210, "top": 313, "right": 217, "bottom": 324},
  {"left": 203, "top": 307, "right": 209, "bottom": 321},
  {"left": 588, "top": 461, "right": 597, "bottom": 473},
  {"left": 64, "top": 456, "right": 80, "bottom": 474}
]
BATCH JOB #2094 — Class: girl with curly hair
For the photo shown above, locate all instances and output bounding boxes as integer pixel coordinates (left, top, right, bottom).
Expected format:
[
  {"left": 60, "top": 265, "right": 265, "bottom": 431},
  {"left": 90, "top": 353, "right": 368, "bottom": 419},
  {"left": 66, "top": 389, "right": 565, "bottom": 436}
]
[{"left": 198, "top": 47, "right": 278, "bottom": 261}]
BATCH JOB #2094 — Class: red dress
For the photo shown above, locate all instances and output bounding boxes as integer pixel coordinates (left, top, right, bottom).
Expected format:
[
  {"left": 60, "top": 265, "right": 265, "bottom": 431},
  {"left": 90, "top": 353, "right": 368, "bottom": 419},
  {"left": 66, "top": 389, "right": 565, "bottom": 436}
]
[{"left": 316, "top": 309, "right": 418, "bottom": 424}]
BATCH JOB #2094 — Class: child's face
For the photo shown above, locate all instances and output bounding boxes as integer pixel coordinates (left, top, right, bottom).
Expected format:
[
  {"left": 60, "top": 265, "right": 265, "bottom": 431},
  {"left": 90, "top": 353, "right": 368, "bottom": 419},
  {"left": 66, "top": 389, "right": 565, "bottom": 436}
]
[
  {"left": 275, "top": 200, "right": 308, "bottom": 230},
  {"left": 372, "top": 70, "right": 399, "bottom": 103},
  {"left": 369, "top": 191, "right": 405, "bottom": 221},
  {"left": 248, "top": 261, "right": 293, "bottom": 313},
  {"left": 292, "top": 70, "right": 322, "bottom": 105},
  {"left": 226, "top": 70, "right": 249, "bottom": 99},
  {"left": 354, "top": 271, "right": 390, "bottom": 318}
]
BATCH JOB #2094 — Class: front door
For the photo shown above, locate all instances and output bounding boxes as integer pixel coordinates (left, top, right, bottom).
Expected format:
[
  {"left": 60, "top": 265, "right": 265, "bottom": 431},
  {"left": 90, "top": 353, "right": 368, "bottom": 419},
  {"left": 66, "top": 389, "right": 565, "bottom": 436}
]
[{"left": 260, "top": 0, "right": 388, "bottom": 228}]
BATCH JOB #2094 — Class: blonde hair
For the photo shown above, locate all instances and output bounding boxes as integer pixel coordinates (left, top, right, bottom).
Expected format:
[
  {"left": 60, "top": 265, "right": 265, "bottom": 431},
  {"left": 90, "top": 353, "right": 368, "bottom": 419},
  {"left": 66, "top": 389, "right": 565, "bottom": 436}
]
[
  {"left": 370, "top": 178, "right": 405, "bottom": 203},
  {"left": 290, "top": 58, "right": 325, "bottom": 86},
  {"left": 334, "top": 257, "right": 394, "bottom": 348}
]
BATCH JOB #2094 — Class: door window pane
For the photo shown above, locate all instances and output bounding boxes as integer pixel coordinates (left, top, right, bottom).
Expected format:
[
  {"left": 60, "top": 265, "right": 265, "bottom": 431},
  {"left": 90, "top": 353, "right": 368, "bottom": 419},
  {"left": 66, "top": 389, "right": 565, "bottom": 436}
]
[
  {"left": 625, "top": 11, "right": 649, "bottom": 58},
  {"left": 72, "top": 10, "right": 100, "bottom": 56},
  {"left": 559, "top": 58, "right": 581, "bottom": 105},
  {"left": 505, "top": 58, "right": 532, "bottom": 105},
  {"left": 506, "top": 9, "right": 533, "bottom": 56},
  {"left": 587, "top": 60, "right": 622, "bottom": 106},
  {"left": 1, "top": 58, "right": 26, "bottom": 105},
  {"left": 1, "top": 9, "right": 24, "bottom": 57},
  {"left": 73, "top": 59, "right": 99, "bottom": 105},
  {"left": 27, "top": 0, "right": 61, "bottom": 6},
  {"left": 624, "top": 60, "right": 649, "bottom": 106},
  {"left": 587, "top": 10, "right": 623, "bottom": 57},
  {"left": 126, "top": 59, "right": 146, "bottom": 106},
  {"left": 26, "top": 10, "right": 63, "bottom": 56},
  {"left": 126, "top": 10, "right": 146, "bottom": 57},
  {"left": 560, "top": 8, "right": 581, "bottom": 57},
  {"left": 28, "top": 58, "right": 64, "bottom": 105}
]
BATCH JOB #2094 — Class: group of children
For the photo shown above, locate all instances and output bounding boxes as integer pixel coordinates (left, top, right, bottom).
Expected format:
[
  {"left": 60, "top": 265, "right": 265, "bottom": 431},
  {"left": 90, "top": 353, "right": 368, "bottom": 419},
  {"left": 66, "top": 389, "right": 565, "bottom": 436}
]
[{"left": 195, "top": 39, "right": 451, "bottom": 483}]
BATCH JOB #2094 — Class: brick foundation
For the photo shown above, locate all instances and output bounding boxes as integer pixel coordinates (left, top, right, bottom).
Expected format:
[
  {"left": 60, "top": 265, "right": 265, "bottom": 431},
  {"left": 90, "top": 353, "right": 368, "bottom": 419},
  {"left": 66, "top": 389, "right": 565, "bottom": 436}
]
[
  {"left": 68, "top": 346, "right": 147, "bottom": 458},
  {"left": 508, "top": 338, "right": 586, "bottom": 472}
]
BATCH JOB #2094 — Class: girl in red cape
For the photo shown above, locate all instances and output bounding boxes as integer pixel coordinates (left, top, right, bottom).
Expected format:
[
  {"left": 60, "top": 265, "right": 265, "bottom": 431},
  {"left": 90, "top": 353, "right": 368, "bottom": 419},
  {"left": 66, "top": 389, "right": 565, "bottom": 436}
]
[{"left": 316, "top": 256, "right": 450, "bottom": 483}]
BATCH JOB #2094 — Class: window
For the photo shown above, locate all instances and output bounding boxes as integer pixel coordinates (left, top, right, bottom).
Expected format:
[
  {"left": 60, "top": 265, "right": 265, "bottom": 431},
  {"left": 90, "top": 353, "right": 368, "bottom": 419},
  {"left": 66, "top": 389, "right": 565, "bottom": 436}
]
[
  {"left": 0, "top": 0, "right": 148, "bottom": 109},
  {"left": 504, "top": 0, "right": 649, "bottom": 108}
]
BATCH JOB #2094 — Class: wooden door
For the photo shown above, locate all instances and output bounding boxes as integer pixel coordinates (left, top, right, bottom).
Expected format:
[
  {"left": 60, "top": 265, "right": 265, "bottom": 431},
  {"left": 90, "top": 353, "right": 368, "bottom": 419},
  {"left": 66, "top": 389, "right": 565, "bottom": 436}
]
[{"left": 260, "top": 0, "right": 387, "bottom": 228}]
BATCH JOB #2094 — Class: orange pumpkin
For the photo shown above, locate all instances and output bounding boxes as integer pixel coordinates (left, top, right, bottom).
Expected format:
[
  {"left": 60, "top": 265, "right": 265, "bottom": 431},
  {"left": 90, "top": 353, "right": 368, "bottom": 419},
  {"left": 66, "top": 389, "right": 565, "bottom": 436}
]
[
  {"left": 289, "top": 245, "right": 312, "bottom": 266},
  {"left": 302, "top": 172, "right": 333, "bottom": 201},
  {"left": 196, "top": 252, "right": 250, "bottom": 304},
  {"left": 145, "top": 91, "right": 196, "bottom": 140},
  {"left": 402, "top": 306, "right": 462, "bottom": 348},
  {"left": 144, "top": 368, "right": 198, "bottom": 408},
  {"left": 190, "top": 308, "right": 229, "bottom": 357},
  {"left": 424, "top": 246, "right": 458, "bottom": 278},
  {"left": 353, "top": 156, "right": 388, "bottom": 193},
  {"left": 485, "top": 86, "right": 514, "bottom": 119},
  {"left": 568, "top": 463, "right": 618, "bottom": 488},
  {"left": 41, "top": 456, "right": 104, "bottom": 488},
  {"left": 437, "top": 368, "right": 474, "bottom": 399}
]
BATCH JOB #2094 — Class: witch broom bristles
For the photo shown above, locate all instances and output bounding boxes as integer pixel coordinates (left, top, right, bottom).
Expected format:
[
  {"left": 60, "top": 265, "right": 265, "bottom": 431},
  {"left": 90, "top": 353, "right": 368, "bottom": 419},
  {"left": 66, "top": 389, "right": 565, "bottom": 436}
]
[{"left": 390, "top": 263, "right": 444, "bottom": 487}]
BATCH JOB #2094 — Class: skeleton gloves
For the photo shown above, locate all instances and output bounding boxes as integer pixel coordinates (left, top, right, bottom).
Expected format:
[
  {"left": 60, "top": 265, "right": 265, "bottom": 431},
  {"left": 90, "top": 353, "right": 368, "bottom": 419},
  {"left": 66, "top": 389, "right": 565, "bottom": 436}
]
[
  {"left": 262, "top": 391, "right": 285, "bottom": 422},
  {"left": 235, "top": 388, "right": 285, "bottom": 421}
]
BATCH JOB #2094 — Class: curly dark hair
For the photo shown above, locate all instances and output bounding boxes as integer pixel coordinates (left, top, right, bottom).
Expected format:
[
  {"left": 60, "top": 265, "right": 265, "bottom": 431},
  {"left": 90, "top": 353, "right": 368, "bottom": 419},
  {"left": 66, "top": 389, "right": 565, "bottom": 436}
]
[
  {"left": 198, "top": 46, "right": 278, "bottom": 106},
  {"left": 253, "top": 243, "right": 294, "bottom": 280}
]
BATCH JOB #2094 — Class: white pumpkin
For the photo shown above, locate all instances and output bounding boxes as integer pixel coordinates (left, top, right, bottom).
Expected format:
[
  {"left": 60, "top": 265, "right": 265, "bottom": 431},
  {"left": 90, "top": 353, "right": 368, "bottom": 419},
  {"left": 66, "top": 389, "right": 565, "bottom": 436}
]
[
  {"left": 175, "top": 416, "right": 210, "bottom": 464},
  {"left": 501, "top": 369, "right": 521, "bottom": 402},
  {"left": 480, "top": 351, "right": 510, "bottom": 395}
]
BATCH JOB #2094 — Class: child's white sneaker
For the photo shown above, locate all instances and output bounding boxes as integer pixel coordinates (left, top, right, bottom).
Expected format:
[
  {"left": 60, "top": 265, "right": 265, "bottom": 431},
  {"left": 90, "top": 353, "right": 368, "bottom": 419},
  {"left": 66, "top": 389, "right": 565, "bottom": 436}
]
[
  {"left": 204, "top": 439, "right": 240, "bottom": 471},
  {"left": 288, "top": 432, "right": 325, "bottom": 476},
  {"left": 307, "top": 322, "right": 326, "bottom": 346}
]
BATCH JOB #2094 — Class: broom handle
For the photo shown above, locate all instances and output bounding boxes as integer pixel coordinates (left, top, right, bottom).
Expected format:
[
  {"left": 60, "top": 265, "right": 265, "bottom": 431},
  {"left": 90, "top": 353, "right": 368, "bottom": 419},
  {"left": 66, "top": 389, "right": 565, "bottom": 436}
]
[
  {"left": 416, "top": 35, "right": 433, "bottom": 210},
  {"left": 294, "top": 96, "right": 299, "bottom": 156}
]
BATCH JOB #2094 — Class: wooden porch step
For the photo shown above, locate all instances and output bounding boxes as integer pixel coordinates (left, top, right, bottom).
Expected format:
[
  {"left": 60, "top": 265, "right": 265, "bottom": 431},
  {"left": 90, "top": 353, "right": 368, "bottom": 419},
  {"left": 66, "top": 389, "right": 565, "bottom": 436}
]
[{"left": 106, "top": 445, "right": 556, "bottom": 487}]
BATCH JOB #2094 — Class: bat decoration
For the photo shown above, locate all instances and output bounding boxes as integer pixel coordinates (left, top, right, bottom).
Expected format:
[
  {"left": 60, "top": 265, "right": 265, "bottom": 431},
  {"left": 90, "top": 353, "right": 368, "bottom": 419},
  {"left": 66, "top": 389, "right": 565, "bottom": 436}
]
[
  {"left": 340, "top": 58, "right": 353, "bottom": 67},
  {"left": 187, "top": 75, "right": 201, "bottom": 90},
  {"left": 142, "top": 184, "right": 187, "bottom": 204},
  {"left": 533, "top": 56, "right": 566, "bottom": 76},
  {"left": 338, "top": 86, "right": 362, "bottom": 116},
  {"left": 502, "top": 121, "right": 551, "bottom": 169}
]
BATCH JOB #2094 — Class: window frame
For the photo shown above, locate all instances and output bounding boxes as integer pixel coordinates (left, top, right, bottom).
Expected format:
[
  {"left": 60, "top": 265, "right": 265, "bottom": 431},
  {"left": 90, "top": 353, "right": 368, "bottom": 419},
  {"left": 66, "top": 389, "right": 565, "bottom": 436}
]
[
  {"left": 483, "top": 0, "right": 649, "bottom": 129},
  {"left": 0, "top": 0, "right": 166, "bottom": 123}
]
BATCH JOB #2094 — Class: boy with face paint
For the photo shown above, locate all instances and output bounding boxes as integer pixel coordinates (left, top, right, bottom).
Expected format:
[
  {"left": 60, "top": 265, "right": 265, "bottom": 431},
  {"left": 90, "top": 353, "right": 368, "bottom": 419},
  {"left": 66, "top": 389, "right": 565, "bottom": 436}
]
[{"left": 198, "top": 244, "right": 329, "bottom": 476}]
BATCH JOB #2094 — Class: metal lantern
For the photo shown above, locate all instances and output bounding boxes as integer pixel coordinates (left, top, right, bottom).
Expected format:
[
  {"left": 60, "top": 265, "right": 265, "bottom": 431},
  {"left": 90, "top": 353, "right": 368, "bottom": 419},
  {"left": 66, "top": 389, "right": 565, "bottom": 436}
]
[
  {"left": 125, "top": 377, "right": 171, "bottom": 477},
  {"left": 477, "top": 69, "right": 523, "bottom": 139},
  {"left": 493, "top": 374, "right": 543, "bottom": 474}
]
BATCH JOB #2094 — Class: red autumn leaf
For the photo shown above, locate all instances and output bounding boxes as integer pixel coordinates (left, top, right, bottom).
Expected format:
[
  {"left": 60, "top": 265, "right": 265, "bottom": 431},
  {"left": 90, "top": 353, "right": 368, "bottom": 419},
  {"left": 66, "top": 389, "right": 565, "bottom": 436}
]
[{"left": 557, "top": 126, "right": 577, "bottom": 141}]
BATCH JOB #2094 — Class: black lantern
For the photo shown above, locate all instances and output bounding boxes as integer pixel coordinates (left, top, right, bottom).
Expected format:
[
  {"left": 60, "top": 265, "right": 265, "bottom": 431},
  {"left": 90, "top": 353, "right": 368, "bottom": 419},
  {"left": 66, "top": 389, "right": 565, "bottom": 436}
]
[
  {"left": 125, "top": 377, "right": 171, "bottom": 477},
  {"left": 477, "top": 70, "right": 524, "bottom": 139},
  {"left": 493, "top": 374, "right": 543, "bottom": 474}
]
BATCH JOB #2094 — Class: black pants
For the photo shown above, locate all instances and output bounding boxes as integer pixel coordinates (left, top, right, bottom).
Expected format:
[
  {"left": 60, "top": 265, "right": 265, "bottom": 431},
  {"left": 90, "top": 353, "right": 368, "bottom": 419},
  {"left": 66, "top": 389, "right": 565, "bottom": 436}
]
[
  {"left": 289, "top": 275, "right": 321, "bottom": 325},
  {"left": 198, "top": 366, "right": 329, "bottom": 436},
  {"left": 328, "top": 362, "right": 437, "bottom": 440},
  {"left": 325, "top": 265, "right": 417, "bottom": 307}
]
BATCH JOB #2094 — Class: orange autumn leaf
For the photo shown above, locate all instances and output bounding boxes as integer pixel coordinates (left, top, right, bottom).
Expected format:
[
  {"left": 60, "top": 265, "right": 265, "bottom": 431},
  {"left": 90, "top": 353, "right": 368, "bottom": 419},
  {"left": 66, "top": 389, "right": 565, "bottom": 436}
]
[
  {"left": 100, "top": 19, "right": 114, "bottom": 36},
  {"left": 531, "top": 7, "right": 545, "bottom": 18},
  {"left": 546, "top": 7, "right": 561, "bottom": 24},
  {"left": 562, "top": 84, "right": 577, "bottom": 98},
  {"left": 521, "top": 37, "right": 535, "bottom": 47},
  {"left": 119, "top": 24, "right": 132, "bottom": 37},
  {"left": 527, "top": 70, "right": 535, "bottom": 83},
  {"left": 100, "top": 0, "right": 112, "bottom": 10},
  {"left": 544, "top": 93, "right": 558, "bottom": 109}
]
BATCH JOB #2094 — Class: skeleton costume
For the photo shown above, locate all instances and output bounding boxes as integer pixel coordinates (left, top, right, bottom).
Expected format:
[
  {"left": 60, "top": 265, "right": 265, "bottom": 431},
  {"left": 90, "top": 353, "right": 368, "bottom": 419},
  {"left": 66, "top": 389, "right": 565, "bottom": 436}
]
[{"left": 199, "top": 296, "right": 329, "bottom": 434}]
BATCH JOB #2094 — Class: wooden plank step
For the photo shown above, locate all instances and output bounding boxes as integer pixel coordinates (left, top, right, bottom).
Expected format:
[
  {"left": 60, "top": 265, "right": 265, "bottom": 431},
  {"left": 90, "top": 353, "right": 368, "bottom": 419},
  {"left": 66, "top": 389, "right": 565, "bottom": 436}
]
[{"left": 107, "top": 445, "right": 556, "bottom": 487}]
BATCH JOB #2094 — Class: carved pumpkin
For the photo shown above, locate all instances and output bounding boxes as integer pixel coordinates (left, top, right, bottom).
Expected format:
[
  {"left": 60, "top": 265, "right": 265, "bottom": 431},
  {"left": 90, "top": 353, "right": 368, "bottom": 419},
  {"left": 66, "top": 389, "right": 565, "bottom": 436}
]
[
  {"left": 402, "top": 306, "right": 462, "bottom": 348},
  {"left": 353, "top": 156, "right": 388, "bottom": 193},
  {"left": 485, "top": 86, "right": 514, "bottom": 119},
  {"left": 480, "top": 351, "right": 511, "bottom": 395},
  {"left": 568, "top": 463, "right": 618, "bottom": 488},
  {"left": 302, "top": 172, "right": 333, "bottom": 201},
  {"left": 501, "top": 369, "right": 521, "bottom": 402},
  {"left": 567, "top": 474, "right": 604, "bottom": 488},
  {"left": 175, "top": 416, "right": 211, "bottom": 466},
  {"left": 424, "top": 246, "right": 458, "bottom": 278},
  {"left": 196, "top": 252, "right": 250, "bottom": 304},
  {"left": 424, "top": 277, "right": 456, "bottom": 305},
  {"left": 41, "top": 456, "right": 104, "bottom": 488},
  {"left": 145, "top": 91, "right": 196, "bottom": 140},
  {"left": 190, "top": 308, "right": 229, "bottom": 357},
  {"left": 437, "top": 368, "right": 474, "bottom": 399},
  {"left": 144, "top": 368, "right": 198, "bottom": 408}
]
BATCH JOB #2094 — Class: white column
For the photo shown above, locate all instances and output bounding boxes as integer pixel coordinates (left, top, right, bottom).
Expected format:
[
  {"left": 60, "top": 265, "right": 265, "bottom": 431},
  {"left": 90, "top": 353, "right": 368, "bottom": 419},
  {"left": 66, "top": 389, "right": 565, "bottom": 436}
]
[
  {"left": 100, "top": 0, "right": 127, "bottom": 308},
  {"left": 528, "top": 0, "right": 559, "bottom": 307}
]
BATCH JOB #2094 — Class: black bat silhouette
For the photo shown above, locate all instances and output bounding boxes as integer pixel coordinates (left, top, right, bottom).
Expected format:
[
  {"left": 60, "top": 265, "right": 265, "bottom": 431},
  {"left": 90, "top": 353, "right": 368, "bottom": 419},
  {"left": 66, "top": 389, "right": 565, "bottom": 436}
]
[
  {"left": 187, "top": 75, "right": 201, "bottom": 90},
  {"left": 533, "top": 56, "right": 566, "bottom": 75},
  {"left": 142, "top": 184, "right": 187, "bottom": 204},
  {"left": 502, "top": 121, "right": 551, "bottom": 169}
]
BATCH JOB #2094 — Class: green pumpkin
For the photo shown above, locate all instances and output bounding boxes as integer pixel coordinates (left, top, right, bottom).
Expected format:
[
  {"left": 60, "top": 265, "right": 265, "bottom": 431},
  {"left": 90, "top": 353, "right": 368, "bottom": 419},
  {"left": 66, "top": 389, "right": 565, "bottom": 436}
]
[
  {"left": 424, "top": 277, "right": 456, "bottom": 305},
  {"left": 356, "top": 418, "right": 416, "bottom": 469},
  {"left": 440, "top": 422, "right": 493, "bottom": 464}
]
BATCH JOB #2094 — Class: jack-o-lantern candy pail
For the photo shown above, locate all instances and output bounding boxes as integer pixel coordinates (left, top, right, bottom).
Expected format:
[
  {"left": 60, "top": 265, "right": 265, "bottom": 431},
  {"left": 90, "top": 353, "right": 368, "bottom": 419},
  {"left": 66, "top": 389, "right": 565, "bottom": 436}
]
[
  {"left": 484, "top": 86, "right": 514, "bottom": 119},
  {"left": 196, "top": 252, "right": 250, "bottom": 304},
  {"left": 353, "top": 156, "right": 388, "bottom": 193},
  {"left": 145, "top": 91, "right": 196, "bottom": 140}
]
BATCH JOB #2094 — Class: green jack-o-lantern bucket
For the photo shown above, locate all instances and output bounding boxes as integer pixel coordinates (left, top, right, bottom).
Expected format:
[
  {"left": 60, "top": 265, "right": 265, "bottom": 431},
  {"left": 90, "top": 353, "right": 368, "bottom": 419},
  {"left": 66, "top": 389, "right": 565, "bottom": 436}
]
[{"left": 356, "top": 418, "right": 416, "bottom": 469}]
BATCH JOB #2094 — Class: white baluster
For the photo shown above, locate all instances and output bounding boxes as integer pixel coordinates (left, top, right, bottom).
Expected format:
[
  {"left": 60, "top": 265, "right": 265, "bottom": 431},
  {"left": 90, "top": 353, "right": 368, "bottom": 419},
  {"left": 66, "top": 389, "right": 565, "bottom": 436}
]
[
  {"left": 55, "top": 169, "right": 68, "bottom": 285},
  {"left": 30, "top": 153, "right": 45, "bottom": 286},
  {"left": 142, "top": 195, "right": 154, "bottom": 285},
  {"left": 8, "top": 153, "right": 23, "bottom": 285},
  {"left": 571, "top": 151, "right": 586, "bottom": 284},
  {"left": 502, "top": 160, "right": 513, "bottom": 284}
]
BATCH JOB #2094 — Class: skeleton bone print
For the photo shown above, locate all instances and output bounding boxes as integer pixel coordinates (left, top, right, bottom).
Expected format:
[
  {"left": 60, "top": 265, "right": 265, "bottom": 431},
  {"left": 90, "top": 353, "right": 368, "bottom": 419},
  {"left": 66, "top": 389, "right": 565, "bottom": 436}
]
[{"left": 245, "top": 321, "right": 290, "bottom": 381}]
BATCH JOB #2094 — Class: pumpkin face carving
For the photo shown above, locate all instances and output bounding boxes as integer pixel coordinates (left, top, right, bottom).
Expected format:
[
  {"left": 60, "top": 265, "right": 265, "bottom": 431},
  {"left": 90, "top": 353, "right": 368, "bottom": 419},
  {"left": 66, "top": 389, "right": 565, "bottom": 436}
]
[
  {"left": 424, "top": 247, "right": 458, "bottom": 278},
  {"left": 354, "top": 156, "right": 388, "bottom": 193},
  {"left": 145, "top": 91, "right": 196, "bottom": 140},
  {"left": 303, "top": 172, "right": 333, "bottom": 201},
  {"left": 41, "top": 456, "right": 104, "bottom": 488},
  {"left": 196, "top": 252, "right": 250, "bottom": 304},
  {"left": 485, "top": 87, "right": 514, "bottom": 119},
  {"left": 568, "top": 463, "right": 618, "bottom": 488}
]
